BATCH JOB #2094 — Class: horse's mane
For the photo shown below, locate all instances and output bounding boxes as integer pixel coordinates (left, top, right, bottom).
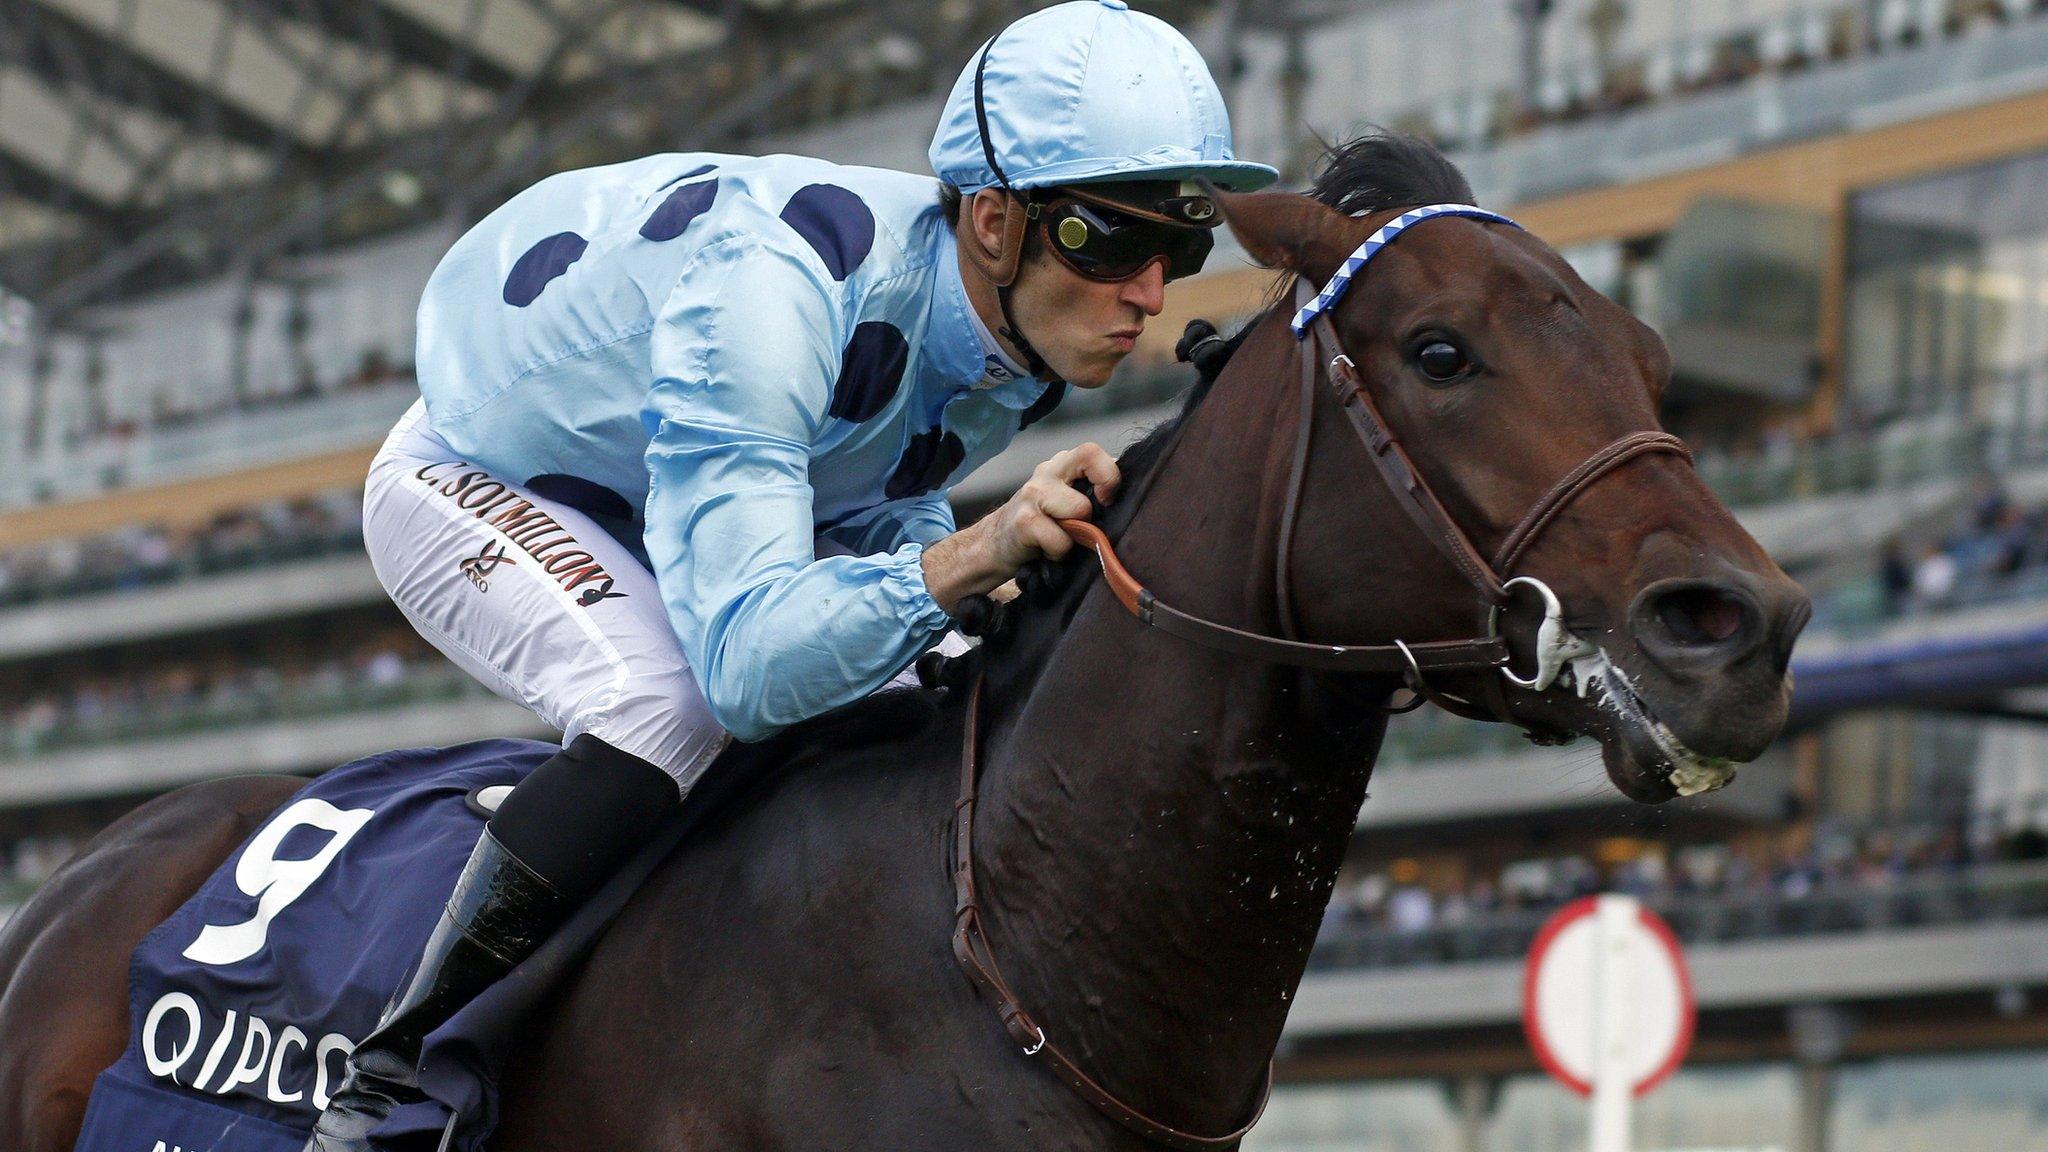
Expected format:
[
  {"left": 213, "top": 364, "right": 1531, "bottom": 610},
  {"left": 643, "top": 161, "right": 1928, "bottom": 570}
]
[{"left": 772, "top": 132, "right": 1477, "bottom": 752}]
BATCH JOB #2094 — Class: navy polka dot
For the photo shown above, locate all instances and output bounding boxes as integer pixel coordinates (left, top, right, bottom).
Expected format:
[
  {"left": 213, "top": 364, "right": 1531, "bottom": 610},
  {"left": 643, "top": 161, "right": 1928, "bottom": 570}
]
[
  {"left": 503, "top": 232, "right": 588, "bottom": 307},
  {"left": 886, "top": 426, "right": 967, "bottom": 499},
  {"left": 780, "top": 184, "right": 874, "bottom": 281},
  {"left": 526, "top": 473, "right": 635, "bottom": 522},
  {"left": 662, "top": 163, "right": 716, "bottom": 187},
  {"left": 1018, "top": 381, "right": 1068, "bottom": 430},
  {"left": 640, "top": 177, "right": 719, "bottom": 241},
  {"left": 830, "top": 322, "right": 910, "bottom": 422}
]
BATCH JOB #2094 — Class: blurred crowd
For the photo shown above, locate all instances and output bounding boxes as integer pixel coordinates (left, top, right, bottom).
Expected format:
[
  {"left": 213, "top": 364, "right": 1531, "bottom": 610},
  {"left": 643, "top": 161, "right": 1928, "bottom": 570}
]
[
  {"left": 0, "top": 625, "right": 454, "bottom": 758},
  {"left": 1877, "top": 475, "right": 2048, "bottom": 617},
  {"left": 64, "top": 350, "right": 411, "bottom": 452},
  {"left": 0, "top": 489, "right": 364, "bottom": 608},
  {"left": 1325, "top": 819, "right": 2046, "bottom": 940},
  {"left": 1403, "top": 0, "right": 2048, "bottom": 153},
  {"left": 0, "top": 835, "right": 78, "bottom": 901}
]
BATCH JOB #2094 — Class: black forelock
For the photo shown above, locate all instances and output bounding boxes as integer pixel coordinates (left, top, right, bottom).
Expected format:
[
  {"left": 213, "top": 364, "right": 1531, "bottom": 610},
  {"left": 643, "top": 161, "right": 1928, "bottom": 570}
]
[{"left": 1307, "top": 129, "right": 1475, "bottom": 216}]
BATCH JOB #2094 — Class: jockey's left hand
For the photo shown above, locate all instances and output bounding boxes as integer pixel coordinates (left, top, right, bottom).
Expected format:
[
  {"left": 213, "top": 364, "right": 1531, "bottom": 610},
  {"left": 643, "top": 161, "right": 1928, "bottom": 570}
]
[{"left": 920, "top": 442, "right": 1120, "bottom": 615}]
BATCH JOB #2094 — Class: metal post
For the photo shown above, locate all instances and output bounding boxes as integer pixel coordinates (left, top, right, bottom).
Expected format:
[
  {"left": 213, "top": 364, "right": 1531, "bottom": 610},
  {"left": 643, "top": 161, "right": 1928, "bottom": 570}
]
[
  {"left": 1278, "top": 15, "right": 1310, "bottom": 181},
  {"left": 1512, "top": 0, "right": 1554, "bottom": 122},
  {"left": 0, "top": 314, "right": 30, "bottom": 495},
  {"left": 1795, "top": 1060, "right": 1835, "bottom": 1152},
  {"left": 1450, "top": 1073, "right": 1500, "bottom": 1152},
  {"left": 1589, "top": 894, "right": 1639, "bottom": 1152},
  {"left": 1788, "top": 1004, "right": 1853, "bottom": 1152},
  {"left": 26, "top": 324, "right": 55, "bottom": 463}
]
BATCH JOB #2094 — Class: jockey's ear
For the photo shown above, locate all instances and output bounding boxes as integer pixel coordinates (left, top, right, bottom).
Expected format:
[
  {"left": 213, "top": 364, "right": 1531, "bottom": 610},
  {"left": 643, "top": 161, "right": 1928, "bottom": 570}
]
[
  {"left": 1201, "top": 181, "right": 1355, "bottom": 287},
  {"left": 959, "top": 187, "right": 1028, "bottom": 288}
]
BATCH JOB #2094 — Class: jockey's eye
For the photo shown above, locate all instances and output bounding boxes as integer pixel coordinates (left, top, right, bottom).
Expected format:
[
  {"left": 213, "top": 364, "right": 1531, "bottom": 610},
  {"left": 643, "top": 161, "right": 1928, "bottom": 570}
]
[{"left": 1413, "top": 338, "right": 1472, "bottom": 383}]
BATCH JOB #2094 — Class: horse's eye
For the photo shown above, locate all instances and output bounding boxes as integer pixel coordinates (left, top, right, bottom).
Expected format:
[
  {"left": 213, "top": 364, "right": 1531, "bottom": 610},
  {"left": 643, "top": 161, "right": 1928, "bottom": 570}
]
[{"left": 1416, "top": 340, "right": 1469, "bottom": 382}]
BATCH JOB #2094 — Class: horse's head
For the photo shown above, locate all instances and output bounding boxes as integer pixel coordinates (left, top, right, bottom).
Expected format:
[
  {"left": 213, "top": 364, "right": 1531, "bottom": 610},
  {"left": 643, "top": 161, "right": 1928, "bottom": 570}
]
[{"left": 1213, "top": 137, "right": 1809, "bottom": 803}]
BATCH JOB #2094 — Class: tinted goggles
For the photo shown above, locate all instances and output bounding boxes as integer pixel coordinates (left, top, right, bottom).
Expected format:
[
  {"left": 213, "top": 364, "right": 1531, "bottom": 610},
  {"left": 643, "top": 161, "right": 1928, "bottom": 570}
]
[{"left": 1035, "top": 196, "right": 1215, "bottom": 284}]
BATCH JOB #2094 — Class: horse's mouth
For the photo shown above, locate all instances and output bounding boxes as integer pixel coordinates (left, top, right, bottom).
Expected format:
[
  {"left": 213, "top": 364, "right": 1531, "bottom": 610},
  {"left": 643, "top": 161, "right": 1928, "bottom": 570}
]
[{"left": 1551, "top": 645, "right": 1740, "bottom": 803}]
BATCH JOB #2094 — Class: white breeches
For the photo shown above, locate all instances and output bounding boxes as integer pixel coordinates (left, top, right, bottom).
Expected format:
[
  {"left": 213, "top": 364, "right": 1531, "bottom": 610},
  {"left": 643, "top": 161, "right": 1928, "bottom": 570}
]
[
  {"left": 363, "top": 401, "right": 730, "bottom": 790},
  {"left": 363, "top": 402, "right": 961, "bottom": 792}
]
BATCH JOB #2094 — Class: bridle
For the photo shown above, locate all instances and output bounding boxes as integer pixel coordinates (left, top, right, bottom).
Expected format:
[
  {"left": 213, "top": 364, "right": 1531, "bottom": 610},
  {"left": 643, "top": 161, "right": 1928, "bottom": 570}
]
[
  {"left": 1065, "top": 203, "right": 1692, "bottom": 717},
  {"left": 951, "top": 205, "right": 1693, "bottom": 1149}
]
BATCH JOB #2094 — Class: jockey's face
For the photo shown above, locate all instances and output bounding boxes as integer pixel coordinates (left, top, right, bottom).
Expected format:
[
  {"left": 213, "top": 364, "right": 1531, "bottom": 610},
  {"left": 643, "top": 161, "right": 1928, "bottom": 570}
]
[
  {"left": 965, "top": 188, "right": 1169, "bottom": 389},
  {"left": 1009, "top": 233, "right": 1168, "bottom": 388}
]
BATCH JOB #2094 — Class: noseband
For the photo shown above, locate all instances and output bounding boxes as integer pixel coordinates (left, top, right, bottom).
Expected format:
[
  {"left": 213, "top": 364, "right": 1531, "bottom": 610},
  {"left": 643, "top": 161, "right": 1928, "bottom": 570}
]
[{"left": 953, "top": 206, "right": 1694, "bottom": 1152}]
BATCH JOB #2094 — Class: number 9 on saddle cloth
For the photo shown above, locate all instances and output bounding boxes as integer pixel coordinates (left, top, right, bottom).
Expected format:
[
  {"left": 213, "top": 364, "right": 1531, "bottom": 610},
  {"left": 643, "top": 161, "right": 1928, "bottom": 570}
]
[{"left": 71, "top": 741, "right": 557, "bottom": 1152}]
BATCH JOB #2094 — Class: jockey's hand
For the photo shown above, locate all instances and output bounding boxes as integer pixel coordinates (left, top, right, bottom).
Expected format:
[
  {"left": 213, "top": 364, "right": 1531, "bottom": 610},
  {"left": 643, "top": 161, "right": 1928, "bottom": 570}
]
[{"left": 921, "top": 443, "right": 1120, "bottom": 615}]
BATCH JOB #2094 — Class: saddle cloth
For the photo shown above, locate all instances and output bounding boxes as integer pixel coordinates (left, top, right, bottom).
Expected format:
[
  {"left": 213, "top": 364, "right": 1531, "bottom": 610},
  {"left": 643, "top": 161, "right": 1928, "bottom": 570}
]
[{"left": 72, "top": 739, "right": 552, "bottom": 1152}]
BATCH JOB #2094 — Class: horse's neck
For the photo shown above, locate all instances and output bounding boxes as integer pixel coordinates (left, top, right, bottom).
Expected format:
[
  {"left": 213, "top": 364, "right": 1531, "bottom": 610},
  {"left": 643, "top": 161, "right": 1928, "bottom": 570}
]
[{"left": 972, "top": 321, "right": 1386, "bottom": 1132}]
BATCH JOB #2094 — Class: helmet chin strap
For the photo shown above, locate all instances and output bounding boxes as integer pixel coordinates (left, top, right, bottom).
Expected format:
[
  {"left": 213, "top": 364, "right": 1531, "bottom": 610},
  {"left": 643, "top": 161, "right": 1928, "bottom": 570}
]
[
  {"left": 995, "top": 270, "right": 1053, "bottom": 382},
  {"left": 949, "top": 197, "right": 1057, "bottom": 382}
]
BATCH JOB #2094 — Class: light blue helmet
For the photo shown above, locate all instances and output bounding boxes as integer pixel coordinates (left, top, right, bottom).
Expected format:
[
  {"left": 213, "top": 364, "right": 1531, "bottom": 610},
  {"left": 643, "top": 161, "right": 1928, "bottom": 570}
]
[{"left": 928, "top": 0, "right": 1279, "bottom": 195}]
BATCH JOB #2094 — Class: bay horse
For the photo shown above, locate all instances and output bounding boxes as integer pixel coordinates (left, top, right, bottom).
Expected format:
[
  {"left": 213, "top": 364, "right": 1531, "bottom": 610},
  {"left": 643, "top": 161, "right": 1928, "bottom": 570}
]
[{"left": 0, "top": 135, "right": 1806, "bottom": 1151}]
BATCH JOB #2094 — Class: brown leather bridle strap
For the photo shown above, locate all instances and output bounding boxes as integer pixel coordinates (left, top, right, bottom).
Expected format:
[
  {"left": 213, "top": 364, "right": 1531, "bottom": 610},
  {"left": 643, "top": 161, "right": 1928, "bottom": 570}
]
[
  {"left": 1492, "top": 429, "right": 1691, "bottom": 573},
  {"left": 1274, "top": 317, "right": 1320, "bottom": 641},
  {"left": 1316, "top": 324, "right": 1508, "bottom": 605},
  {"left": 952, "top": 677, "right": 1274, "bottom": 1150}
]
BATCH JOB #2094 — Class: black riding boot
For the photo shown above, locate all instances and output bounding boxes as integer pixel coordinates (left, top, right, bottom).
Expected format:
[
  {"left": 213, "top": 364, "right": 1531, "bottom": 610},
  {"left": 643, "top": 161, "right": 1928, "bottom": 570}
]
[
  {"left": 303, "top": 734, "right": 682, "bottom": 1152},
  {"left": 304, "top": 829, "right": 564, "bottom": 1150}
]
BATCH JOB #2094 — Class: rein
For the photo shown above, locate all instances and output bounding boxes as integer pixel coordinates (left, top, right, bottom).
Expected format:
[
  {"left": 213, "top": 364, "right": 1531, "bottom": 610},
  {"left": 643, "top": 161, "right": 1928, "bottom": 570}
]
[{"left": 950, "top": 223, "right": 1695, "bottom": 1148}]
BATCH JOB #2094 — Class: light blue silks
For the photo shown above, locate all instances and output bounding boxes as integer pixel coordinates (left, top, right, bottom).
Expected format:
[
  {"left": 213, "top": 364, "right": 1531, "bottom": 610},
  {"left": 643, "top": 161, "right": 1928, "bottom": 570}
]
[{"left": 414, "top": 154, "right": 1051, "bottom": 740}]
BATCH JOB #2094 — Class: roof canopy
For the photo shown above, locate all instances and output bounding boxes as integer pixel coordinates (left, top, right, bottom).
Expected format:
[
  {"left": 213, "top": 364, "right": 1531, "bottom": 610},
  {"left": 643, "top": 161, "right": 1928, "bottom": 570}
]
[{"left": 0, "top": 0, "right": 1213, "bottom": 320}]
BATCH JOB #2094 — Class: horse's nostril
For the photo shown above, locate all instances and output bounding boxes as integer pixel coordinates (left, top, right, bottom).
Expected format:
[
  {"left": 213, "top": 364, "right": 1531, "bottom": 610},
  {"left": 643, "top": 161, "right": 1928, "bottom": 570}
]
[{"left": 1655, "top": 586, "right": 1747, "bottom": 646}]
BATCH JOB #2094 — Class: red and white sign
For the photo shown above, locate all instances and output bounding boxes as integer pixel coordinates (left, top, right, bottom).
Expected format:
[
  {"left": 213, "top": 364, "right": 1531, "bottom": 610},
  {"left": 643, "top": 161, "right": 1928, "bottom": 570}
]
[{"left": 1522, "top": 894, "right": 1695, "bottom": 1099}]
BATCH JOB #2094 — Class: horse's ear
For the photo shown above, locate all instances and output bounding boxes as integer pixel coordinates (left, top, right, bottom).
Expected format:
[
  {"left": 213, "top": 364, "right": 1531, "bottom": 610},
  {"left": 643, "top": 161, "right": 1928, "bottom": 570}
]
[{"left": 1203, "top": 184, "right": 1356, "bottom": 286}]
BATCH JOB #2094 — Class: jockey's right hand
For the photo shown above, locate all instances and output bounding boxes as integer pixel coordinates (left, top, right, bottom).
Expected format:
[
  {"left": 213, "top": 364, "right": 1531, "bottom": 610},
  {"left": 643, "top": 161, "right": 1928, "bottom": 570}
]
[{"left": 921, "top": 443, "right": 1120, "bottom": 615}]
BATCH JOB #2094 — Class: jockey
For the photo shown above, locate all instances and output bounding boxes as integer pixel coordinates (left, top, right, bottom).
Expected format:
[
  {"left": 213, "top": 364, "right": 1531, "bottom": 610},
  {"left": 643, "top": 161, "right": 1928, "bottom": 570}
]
[{"left": 309, "top": 1, "right": 1275, "bottom": 1146}]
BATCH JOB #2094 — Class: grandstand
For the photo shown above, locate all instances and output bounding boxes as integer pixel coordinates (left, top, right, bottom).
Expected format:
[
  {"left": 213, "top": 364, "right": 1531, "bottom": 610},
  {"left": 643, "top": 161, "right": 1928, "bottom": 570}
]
[{"left": 6, "top": 1, "right": 2048, "bottom": 1149}]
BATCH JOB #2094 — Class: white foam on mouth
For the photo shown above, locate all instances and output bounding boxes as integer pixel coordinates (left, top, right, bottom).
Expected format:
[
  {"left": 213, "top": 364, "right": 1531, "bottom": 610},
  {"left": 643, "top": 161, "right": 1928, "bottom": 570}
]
[{"left": 1561, "top": 647, "right": 1739, "bottom": 797}]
